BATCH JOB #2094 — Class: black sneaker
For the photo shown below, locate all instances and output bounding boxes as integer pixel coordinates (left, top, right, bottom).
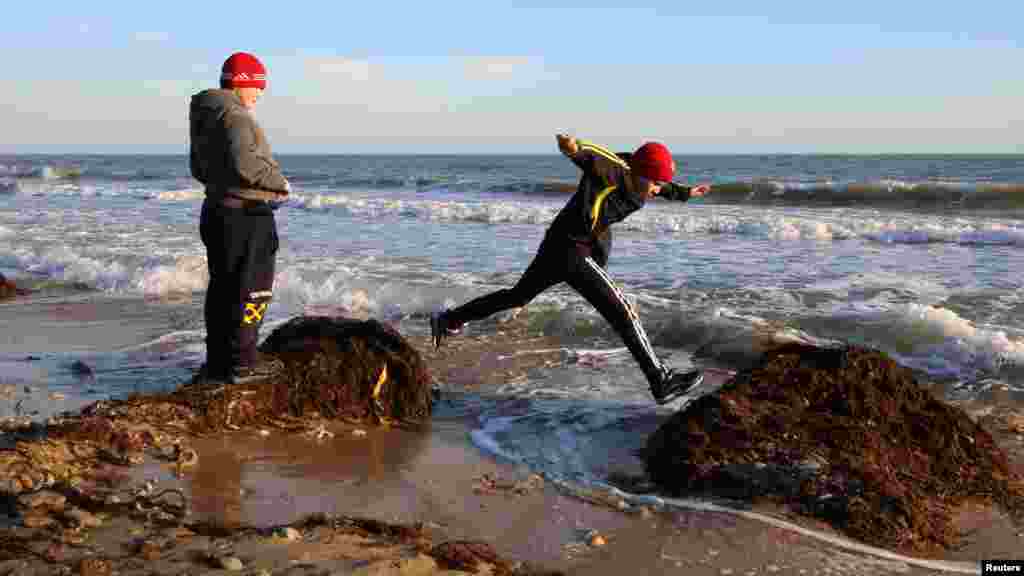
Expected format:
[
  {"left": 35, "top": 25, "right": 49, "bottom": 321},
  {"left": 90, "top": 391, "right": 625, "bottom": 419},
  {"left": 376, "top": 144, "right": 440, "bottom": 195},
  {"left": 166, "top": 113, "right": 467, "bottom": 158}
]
[
  {"left": 231, "top": 355, "right": 285, "bottom": 384},
  {"left": 651, "top": 369, "right": 704, "bottom": 405},
  {"left": 430, "top": 311, "right": 461, "bottom": 350}
]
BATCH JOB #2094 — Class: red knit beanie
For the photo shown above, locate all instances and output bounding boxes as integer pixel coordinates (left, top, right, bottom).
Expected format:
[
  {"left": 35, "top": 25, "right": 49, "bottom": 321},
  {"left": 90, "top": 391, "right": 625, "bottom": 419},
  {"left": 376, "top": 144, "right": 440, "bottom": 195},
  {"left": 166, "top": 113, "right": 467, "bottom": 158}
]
[
  {"left": 220, "top": 52, "right": 267, "bottom": 89},
  {"left": 630, "top": 142, "right": 675, "bottom": 183}
]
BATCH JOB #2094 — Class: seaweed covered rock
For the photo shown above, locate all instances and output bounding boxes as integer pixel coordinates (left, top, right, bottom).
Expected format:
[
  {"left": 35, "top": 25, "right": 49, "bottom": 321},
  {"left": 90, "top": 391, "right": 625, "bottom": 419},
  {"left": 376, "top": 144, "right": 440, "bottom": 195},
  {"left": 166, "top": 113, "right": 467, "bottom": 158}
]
[
  {"left": 641, "top": 343, "right": 1024, "bottom": 553},
  {"left": 257, "top": 315, "right": 433, "bottom": 424},
  {"left": 0, "top": 273, "right": 27, "bottom": 300},
  {"left": 170, "top": 316, "right": 433, "bottom": 432}
]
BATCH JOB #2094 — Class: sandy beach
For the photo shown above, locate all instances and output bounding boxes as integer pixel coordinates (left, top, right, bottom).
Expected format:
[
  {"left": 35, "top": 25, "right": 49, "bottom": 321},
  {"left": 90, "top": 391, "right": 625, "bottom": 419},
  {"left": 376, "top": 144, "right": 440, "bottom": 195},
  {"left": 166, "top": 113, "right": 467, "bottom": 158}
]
[{"left": 1, "top": 293, "right": 1023, "bottom": 575}]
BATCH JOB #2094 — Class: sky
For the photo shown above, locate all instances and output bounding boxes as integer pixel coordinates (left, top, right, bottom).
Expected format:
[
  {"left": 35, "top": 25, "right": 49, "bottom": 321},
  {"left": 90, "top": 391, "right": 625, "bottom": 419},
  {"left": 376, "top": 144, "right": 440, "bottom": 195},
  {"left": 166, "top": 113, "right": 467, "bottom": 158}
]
[{"left": 1, "top": 1, "right": 1021, "bottom": 154}]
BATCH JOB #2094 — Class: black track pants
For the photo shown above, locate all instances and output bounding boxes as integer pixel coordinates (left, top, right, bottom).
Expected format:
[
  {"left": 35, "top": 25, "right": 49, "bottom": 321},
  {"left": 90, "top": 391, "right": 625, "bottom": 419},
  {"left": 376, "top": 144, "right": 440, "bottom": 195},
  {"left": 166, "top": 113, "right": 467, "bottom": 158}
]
[
  {"left": 199, "top": 199, "right": 278, "bottom": 379},
  {"left": 445, "top": 238, "right": 666, "bottom": 386}
]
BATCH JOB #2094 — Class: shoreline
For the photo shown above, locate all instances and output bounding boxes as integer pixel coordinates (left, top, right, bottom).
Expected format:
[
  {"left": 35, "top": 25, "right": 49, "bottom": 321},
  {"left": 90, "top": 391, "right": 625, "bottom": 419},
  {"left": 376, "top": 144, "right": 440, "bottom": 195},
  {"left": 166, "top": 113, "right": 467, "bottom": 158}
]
[{"left": 1, "top": 293, "right": 1022, "bottom": 574}]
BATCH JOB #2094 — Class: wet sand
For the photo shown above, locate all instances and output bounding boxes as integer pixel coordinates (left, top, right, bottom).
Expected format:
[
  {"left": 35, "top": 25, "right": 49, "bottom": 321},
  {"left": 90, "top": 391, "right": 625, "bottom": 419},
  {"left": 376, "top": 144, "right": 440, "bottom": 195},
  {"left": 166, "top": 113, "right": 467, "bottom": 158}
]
[
  {"left": 2, "top": 295, "right": 1023, "bottom": 574},
  {"left": 0, "top": 292, "right": 201, "bottom": 356}
]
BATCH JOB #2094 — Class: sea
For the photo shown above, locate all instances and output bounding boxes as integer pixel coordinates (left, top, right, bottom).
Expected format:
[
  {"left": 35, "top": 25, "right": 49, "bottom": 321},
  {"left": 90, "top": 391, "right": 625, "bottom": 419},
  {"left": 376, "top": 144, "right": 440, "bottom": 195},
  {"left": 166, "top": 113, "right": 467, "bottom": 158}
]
[{"left": 2, "top": 153, "right": 1024, "bottom": 497}]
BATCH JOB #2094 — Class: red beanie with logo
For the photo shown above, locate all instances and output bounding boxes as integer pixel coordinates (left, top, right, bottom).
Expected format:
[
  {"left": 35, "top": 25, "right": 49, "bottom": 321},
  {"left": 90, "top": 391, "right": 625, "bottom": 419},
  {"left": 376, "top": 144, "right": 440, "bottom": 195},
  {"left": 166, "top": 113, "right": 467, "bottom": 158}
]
[
  {"left": 220, "top": 52, "right": 267, "bottom": 90},
  {"left": 630, "top": 142, "right": 675, "bottom": 183}
]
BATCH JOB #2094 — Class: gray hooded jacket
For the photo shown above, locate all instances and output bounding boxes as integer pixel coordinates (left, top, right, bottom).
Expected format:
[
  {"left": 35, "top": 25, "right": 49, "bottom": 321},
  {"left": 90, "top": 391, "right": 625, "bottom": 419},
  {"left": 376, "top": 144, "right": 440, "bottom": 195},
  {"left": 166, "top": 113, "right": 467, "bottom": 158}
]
[{"left": 189, "top": 89, "right": 289, "bottom": 203}]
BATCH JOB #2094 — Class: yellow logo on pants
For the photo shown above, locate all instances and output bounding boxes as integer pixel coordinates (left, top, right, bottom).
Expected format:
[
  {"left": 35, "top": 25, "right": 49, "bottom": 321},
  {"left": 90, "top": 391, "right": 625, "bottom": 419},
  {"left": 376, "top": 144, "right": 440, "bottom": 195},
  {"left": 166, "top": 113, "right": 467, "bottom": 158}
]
[{"left": 243, "top": 302, "right": 267, "bottom": 325}]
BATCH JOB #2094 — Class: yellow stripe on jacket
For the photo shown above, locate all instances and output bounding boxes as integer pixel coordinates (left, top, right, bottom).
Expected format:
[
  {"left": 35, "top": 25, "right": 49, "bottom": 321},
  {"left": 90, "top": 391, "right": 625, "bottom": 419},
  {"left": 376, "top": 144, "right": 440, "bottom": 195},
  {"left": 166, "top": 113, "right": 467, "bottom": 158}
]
[
  {"left": 591, "top": 185, "right": 617, "bottom": 232},
  {"left": 576, "top": 140, "right": 628, "bottom": 232},
  {"left": 577, "top": 140, "right": 628, "bottom": 170}
]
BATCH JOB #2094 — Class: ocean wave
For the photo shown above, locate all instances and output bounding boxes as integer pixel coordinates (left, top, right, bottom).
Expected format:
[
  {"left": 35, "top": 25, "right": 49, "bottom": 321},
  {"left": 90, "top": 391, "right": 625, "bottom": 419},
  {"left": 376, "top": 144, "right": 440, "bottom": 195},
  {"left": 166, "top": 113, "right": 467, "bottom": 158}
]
[
  {"left": 37, "top": 165, "right": 83, "bottom": 180},
  {"left": 833, "top": 302, "right": 1024, "bottom": 379},
  {"left": 284, "top": 174, "right": 449, "bottom": 191},
  {"left": 271, "top": 268, "right": 445, "bottom": 322},
  {"left": 0, "top": 245, "right": 209, "bottom": 297},
  {"left": 705, "top": 181, "right": 1024, "bottom": 212},
  {"left": 522, "top": 296, "right": 1024, "bottom": 387},
  {"left": 19, "top": 182, "right": 1024, "bottom": 250},
  {"left": 484, "top": 180, "right": 577, "bottom": 196}
]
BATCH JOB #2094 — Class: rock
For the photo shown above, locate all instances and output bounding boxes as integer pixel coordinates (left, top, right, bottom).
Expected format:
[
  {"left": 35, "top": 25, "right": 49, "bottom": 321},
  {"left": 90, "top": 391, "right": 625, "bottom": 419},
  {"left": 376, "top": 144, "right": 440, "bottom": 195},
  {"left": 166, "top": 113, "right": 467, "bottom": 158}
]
[
  {"left": 218, "top": 556, "right": 244, "bottom": 571},
  {"left": 63, "top": 506, "right": 102, "bottom": 528},
  {"left": 350, "top": 554, "right": 439, "bottom": 576},
  {"left": 256, "top": 316, "right": 434, "bottom": 425},
  {"left": 139, "top": 540, "right": 162, "bottom": 561},
  {"left": 1007, "top": 414, "right": 1024, "bottom": 434},
  {"left": 175, "top": 445, "right": 199, "bottom": 471},
  {"left": 17, "top": 490, "right": 66, "bottom": 512},
  {"left": 60, "top": 528, "right": 86, "bottom": 545},
  {"left": 78, "top": 558, "right": 112, "bottom": 576},
  {"left": 69, "top": 360, "right": 94, "bottom": 377},
  {"left": 642, "top": 343, "right": 1024, "bottom": 553},
  {"left": 16, "top": 474, "right": 35, "bottom": 492},
  {"left": 430, "top": 541, "right": 504, "bottom": 573},
  {"left": 168, "top": 526, "right": 196, "bottom": 540},
  {"left": 273, "top": 526, "right": 302, "bottom": 541},
  {"left": 44, "top": 542, "right": 66, "bottom": 563},
  {"left": 0, "top": 273, "right": 25, "bottom": 300},
  {"left": 22, "top": 513, "right": 56, "bottom": 528}
]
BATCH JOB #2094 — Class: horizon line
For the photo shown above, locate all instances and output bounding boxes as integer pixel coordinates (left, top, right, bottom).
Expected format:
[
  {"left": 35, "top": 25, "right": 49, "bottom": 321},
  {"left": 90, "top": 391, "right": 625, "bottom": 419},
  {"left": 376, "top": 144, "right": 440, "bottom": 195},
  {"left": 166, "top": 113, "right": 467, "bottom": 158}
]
[{"left": 3, "top": 150, "right": 1023, "bottom": 157}]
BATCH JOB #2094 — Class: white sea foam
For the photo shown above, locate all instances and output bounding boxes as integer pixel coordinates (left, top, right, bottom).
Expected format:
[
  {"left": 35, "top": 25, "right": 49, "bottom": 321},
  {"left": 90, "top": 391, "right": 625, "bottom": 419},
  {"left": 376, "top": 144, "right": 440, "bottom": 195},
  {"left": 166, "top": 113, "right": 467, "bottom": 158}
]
[
  {"left": 847, "top": 303, "right": 1024, "bottom": 379},
  {"left": 137, "top": 255, "right": 208, "bottom": 296},
  {"left": 155, "top": 188, "right": 204, "bottom": 201},
  {"left": 808, "top": 271, "right": 950, "bottom": 307},
  {"left": 270, "top": 268, "right": 441, "bottom": 322},
  {"left": 0, "top": 245, "right": 208, "bottom": 297},
  {"left": 148, "top": 190, "right": 1024, "bottom": 248}
]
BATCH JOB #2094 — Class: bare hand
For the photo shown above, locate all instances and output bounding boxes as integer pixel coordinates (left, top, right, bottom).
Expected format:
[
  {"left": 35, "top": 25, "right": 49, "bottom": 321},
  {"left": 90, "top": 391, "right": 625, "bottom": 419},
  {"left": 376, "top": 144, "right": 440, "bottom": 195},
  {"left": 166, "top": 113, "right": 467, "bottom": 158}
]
[
  {"left": 556, "top": 134, "right": 578, "bottom": 156},
  {"left": 689, "top": 183, "right": 711, "bottom": 198}
]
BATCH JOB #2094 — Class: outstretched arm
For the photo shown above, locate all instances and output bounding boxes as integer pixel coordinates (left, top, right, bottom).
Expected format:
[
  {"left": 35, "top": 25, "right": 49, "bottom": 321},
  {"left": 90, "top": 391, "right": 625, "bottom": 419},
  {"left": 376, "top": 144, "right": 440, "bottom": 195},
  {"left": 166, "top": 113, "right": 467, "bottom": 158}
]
[
  {"left": 556, "top": 134, "right": 628, "bottom": 182},
  {"left": 659, "top": 182, "right": 711, "bottom": 202}
]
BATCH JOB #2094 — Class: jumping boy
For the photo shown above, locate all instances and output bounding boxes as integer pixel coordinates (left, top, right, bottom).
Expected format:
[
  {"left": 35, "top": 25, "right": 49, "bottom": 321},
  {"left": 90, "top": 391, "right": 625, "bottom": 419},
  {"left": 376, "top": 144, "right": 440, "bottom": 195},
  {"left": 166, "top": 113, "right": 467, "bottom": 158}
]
[{"left": 431, "top": 134, "right": 709, "bottom": 404}]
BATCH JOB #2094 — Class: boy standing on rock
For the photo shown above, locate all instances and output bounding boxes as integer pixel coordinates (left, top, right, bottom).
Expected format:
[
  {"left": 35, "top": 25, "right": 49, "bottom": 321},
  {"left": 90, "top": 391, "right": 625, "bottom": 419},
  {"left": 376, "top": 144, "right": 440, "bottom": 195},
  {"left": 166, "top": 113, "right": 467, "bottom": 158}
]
[{"left": 190, "top": 52, "right": 290, "bottom": 384}]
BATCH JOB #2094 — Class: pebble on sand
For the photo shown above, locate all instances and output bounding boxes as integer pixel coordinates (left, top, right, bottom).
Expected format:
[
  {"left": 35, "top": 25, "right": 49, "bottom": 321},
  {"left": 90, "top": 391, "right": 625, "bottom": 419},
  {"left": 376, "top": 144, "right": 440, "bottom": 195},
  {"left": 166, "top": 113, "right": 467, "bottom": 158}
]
[{"left": 219, "top": 556, "right": 244, "bottom": 571}]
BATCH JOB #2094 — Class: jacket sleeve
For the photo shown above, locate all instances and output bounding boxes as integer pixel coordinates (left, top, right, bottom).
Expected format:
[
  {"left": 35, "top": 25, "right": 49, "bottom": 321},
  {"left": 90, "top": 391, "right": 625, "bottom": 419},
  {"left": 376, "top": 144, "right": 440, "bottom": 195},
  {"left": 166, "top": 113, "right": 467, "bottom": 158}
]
[
  {"left": 188, "top": 106, "right": 209, "bottom": 184},
  {"left": 661, "top": 182, "right": 693, "bottom": 202},
  {"left": 224, "top": 111, "right": 289, "bottom": 194}
]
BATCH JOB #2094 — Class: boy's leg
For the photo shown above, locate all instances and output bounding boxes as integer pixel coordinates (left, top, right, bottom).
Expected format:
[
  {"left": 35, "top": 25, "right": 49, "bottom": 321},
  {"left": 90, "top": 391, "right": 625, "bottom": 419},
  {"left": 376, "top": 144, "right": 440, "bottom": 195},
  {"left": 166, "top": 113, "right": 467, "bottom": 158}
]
[
  {"left": 435, "top": 243, "right": 564, "bottom": 346},
  {"left": 565, "top": 256, "right": 703, "bottom": 403},
  {"left": 200, "top": 201, "right": 232, "bottom": 381},
  {"left": 564, "top": 255, "right": 666, "bottom": 386},
  {"left": 233, "top": 209, "right": 279, "bottom": 373}
]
